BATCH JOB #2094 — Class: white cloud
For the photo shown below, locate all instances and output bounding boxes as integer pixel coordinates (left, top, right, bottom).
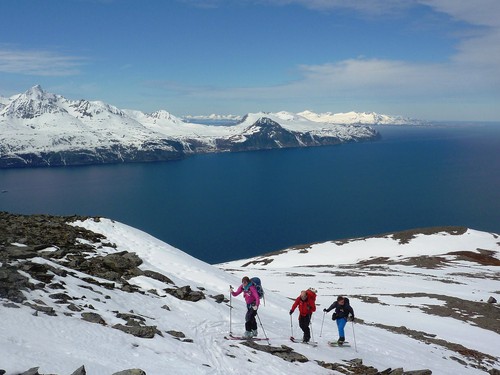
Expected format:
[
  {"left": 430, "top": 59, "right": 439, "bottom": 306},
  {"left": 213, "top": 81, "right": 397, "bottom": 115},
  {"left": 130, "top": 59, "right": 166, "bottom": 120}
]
[
  {"left": 258, "top": 0, "right": 411, "bottom": 14},
  {"left": 0, "top": 48, "right": 85, "bottom": 76},
  {"left": 419, "top": 0, "right": 500, "bottom": 28}
]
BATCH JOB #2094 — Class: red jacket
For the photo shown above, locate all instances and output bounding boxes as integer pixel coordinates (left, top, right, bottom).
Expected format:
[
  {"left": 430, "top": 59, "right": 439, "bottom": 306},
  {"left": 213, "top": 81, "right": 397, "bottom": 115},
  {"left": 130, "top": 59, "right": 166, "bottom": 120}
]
[{"left": 291, "top": 290, "right": 316, "bottom": 316}]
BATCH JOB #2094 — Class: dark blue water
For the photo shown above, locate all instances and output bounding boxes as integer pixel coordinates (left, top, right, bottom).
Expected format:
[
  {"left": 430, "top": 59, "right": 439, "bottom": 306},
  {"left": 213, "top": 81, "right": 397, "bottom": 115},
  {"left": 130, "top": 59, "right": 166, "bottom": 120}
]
[{"left": 1, "top": 123, "right": 499, "bottom": 263}]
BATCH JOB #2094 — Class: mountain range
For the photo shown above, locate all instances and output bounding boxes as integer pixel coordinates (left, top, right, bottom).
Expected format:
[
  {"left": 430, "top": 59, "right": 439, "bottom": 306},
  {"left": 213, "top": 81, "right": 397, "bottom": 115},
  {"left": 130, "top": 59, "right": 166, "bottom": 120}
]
[
  {"left": 1, "top": 212, "right": 498, "bottom": 374},
  {"left": 0, "top": 86, "right": 423, "bottom": 168}
]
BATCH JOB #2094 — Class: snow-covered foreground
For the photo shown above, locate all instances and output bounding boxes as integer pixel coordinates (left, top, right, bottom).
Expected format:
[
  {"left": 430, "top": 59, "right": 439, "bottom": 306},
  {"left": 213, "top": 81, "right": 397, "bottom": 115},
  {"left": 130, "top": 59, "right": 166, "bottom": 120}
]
[{"left": 1, "top": 219, "right": 499, "bottom": 374}]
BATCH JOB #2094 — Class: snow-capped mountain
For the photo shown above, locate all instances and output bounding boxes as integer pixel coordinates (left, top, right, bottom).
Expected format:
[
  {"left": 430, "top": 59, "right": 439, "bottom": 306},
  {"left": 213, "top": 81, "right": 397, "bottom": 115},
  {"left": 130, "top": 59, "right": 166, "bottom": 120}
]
[
  {"left": 297, "top": 110, "right": 425, "bottom": 125},
  {"left": 1, "top": 212, "right": 499, "bottom": 374},
  {"left": 183, "top": 110, "right": 426, "bottom": 126},
  {"left": 0, "top": 86, "right": 379, "bottom": 168}
]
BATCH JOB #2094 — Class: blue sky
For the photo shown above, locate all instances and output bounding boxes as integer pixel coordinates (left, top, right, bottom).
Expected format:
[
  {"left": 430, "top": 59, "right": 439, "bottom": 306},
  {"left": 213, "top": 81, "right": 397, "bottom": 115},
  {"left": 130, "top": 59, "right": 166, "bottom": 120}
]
[{"left": 1, "top": 0, "right": 499, "bottom": 121}]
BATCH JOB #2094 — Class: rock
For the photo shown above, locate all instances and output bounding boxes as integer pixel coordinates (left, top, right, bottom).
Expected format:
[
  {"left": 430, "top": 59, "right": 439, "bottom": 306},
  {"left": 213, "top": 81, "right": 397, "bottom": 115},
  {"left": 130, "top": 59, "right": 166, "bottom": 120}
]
[
  {"left": 111, "top": 370, "right": 146, "bottom": 375},
  {"left": 113, "top": 324, "right": 158, "bottom": 338},
  {"left": 3, "top": 245, "right": 37, "bottom": 259},
  {"left": 487, "top": 296, "right": 497, "bottom": 304},
  {"left": 116, "top": 312, "right": 146, "bottom": 326},
  {"left": 68, "top": 303, "right": 83, "bottom": 312},
  {"left": 23, "top": 301, "right": 56, "bottom": 316},
  {"left": 21, "top": 262, "right": 54, "bottom": 283},
  {"left": 210, "top": 294, "right": 226, "bottom": 303},
  {"left": 49, "top": 292, "right": 73, "bottom": 302},
  {"left": 81, "top": 277, "right": 115, "bottom": 290},
  {"left": 81, "top": 312, "right": 106, "bottom": 325},
  {"left": 19, "top": 368, "right": 40, "bottom": 375},
  {"left": 167, "top": 330, "right": 186, "bottom": 338},
  {"left": 68, "top": 250, "right": 143, "bottom": 282},
  {"left": 142, "top": 270, "right": 173, "bottom": 284},
  {"left": 2, "top": 302, "right": 20, "bottom": 308},
  {"left": 487, "top": 369, "right": 500, "bottom": 375},
  {"left": 0, "top": 265, "right": 32, "bottom": 302},
  {"left": 350, "top": 358, "right": 363, "bottom": 365},
  {"left": 70, "top": 365, "right": 87, "bottom": 375},
  {"left": 102, "top": 252, "right": 142, "bottom": 272},
  {"left": 403, "top": 370, "right": 432, "bottom": 375},
  {"left": 390, "top": 369, "right": 404, "bottom": 375},
  {"left": 164, "top": 285, "right": 205, "bottom": 302},
  {"left": 241, "top": 341, "right": 308, "bottom": 363}
]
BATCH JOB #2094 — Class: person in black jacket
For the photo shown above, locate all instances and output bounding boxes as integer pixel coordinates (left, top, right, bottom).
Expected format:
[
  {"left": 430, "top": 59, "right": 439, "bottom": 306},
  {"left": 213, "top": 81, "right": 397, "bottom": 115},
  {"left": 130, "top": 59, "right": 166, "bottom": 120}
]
[{"left": 324, "top": 295, "right": 354, "bottom": 345}]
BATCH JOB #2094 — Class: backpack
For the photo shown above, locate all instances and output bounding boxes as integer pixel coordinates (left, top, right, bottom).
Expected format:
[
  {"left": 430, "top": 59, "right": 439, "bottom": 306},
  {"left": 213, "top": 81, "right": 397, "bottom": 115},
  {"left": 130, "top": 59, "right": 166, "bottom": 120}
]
[
  {"left": 250, "top": 277, "right": 264, "bottom": 299},
  {"left": 306, "top": 288, "right": 317, "bottom": 303}
]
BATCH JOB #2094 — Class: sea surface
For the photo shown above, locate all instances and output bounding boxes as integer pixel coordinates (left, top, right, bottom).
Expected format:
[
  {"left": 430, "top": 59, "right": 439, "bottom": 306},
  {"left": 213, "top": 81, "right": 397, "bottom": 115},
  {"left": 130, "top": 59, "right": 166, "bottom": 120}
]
[{"left": 1, "top": 123, "right": 499, "bottom": 264}]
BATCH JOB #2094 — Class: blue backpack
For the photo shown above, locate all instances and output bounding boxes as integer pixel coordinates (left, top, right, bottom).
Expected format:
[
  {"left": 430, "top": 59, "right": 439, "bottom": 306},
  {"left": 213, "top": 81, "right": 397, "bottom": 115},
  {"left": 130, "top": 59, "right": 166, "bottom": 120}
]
[{"left": 251, "top": 277, "right": 264, "bottom": 299}]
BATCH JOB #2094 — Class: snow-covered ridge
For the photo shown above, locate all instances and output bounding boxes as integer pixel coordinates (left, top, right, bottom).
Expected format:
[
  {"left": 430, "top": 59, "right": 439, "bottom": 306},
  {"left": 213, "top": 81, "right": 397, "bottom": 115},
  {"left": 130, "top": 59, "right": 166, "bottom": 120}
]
[
  {"left": 297, "top": 110, "right": 426, "bottom": 125},
  {"left": 182, "top": 110, "right": 424, "bottom": 126},
  {"left": 1, "top": 213, "right": 498, "bottom": 374},
  {"left": 0, "top": 86, "right": 381, "bottom": 168}
]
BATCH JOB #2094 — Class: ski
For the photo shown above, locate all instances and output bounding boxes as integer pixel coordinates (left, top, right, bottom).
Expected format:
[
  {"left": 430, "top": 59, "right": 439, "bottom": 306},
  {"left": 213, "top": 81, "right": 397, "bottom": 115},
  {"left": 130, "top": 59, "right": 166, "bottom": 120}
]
[
  {"left": 328, "top": 341, "right": 351, "bottom": 347},
  {"left": 290, "top": 337, "right": 318, "bottom": 347},
  {"left": 225, "top": 335, "right": 269, "bottom": 341}
]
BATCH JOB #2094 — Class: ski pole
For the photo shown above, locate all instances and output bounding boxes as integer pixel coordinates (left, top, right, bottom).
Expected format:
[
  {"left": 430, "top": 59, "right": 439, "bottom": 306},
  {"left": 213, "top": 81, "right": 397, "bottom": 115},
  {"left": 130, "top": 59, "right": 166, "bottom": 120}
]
[
  {"left": 290, "top": 314, "right": 294, "bottom": 340},
  {"left": 229, "top": 286, "right": 233, "bottom": 335},
  {"left": 320, "top": 310, "right": 326, "bottom": 337},
  {"left": 310, "top": 316, "right": 315, "bottom": 343},
  {"left": 351, "top": 321, "right": 358, "bottom": 352},
  {"left": 256, "top": 312, "right": 270, "bottom": 345}
]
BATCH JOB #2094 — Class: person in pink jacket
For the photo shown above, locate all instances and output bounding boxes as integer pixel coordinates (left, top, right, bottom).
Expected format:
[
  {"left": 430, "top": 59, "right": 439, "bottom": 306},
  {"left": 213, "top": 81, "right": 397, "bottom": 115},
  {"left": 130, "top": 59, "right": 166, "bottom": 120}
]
[{"left": 231, "top": 276, "right": 260, "bottom": 338}]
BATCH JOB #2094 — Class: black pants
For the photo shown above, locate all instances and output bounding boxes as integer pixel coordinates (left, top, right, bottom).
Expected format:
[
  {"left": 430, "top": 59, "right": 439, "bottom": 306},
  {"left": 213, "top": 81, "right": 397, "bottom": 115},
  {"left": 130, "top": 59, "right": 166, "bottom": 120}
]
[
  {"left": 299, "top": 314, "right": 311, "bottom": 341},
  {"left": 245, "top": 305, "right": 257, "bottom": 331}
]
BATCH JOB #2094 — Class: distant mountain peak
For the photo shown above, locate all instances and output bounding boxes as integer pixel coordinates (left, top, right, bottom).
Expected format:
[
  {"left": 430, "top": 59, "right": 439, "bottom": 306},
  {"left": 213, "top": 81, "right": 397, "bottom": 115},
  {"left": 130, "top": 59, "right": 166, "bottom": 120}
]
[{"left": 1, "top": 85, "right": 64, "bottom": 119}]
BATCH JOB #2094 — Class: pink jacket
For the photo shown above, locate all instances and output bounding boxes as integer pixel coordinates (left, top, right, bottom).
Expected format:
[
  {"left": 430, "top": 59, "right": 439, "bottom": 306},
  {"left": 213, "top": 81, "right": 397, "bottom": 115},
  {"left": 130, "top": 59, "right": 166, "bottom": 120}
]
[{"left": 231, "top": 284, "right": 260, "bottom": 307}]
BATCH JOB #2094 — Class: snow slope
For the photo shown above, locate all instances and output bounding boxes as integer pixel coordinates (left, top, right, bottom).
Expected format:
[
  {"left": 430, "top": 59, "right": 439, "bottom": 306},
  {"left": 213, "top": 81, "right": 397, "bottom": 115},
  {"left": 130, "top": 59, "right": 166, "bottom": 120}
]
[{"left": 1, "top": 218, "right": 498, "bottom": 374}]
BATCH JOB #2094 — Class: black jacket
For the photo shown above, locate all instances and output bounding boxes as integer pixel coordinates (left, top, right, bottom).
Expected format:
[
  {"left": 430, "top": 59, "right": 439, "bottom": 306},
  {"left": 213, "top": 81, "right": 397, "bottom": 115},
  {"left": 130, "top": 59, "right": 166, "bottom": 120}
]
[{"left": 325, "top": 298, "right": 354, "bottom": 320}]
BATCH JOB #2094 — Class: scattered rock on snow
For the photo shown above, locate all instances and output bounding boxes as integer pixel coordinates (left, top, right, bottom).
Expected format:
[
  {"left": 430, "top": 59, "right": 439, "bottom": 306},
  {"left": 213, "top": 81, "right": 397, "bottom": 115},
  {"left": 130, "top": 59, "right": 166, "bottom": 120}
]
[
  {"left": 164, "top": 285, "right": 205, "bottom": 302},
  {"left": 167, "top": 330, "right": 186, "bottom": 338},
  {"left": 81, "top": 312, "right": 106, "bottom": 325},
  {"left": 241, "top": 341, "right": 308, "bottom": 363},
  {"left": 111, "top": 369, "right": 146, "bottom": 375},
  {"left": 112, "top": 323, "right": 158, "bottom": 338}
]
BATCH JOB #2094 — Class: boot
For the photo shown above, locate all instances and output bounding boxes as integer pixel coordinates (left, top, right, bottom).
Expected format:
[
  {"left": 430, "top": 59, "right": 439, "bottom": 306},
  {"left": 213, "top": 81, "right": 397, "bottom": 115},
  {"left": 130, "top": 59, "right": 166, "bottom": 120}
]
[
  {"left": 337, "top": 336, "right": 345, "bottom": 345},
  {"left": 251, "top": 329, "right": 258, "bottom": 337},
  {"left": 244, "top": 331, "right": 252, "bottom": 338}
]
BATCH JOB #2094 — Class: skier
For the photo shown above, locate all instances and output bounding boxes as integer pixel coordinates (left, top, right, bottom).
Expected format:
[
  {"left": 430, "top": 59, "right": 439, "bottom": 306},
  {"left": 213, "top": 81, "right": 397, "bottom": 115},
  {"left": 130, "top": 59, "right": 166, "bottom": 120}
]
[
  {"left": 324, "top": 295, "right": 355, "bottom": 345},
  {"left": 230, "top": 276, "right": 260, "bottom": 338},
  {"left": 289, "top": 288, "right": 316, "bottom": 343}
]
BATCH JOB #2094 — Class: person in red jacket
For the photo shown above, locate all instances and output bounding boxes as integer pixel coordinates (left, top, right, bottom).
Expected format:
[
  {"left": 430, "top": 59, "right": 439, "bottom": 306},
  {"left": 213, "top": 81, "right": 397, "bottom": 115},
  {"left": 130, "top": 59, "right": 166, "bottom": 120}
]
[{"left": 289, "top": 288, "right": 317, "bottom": 342}]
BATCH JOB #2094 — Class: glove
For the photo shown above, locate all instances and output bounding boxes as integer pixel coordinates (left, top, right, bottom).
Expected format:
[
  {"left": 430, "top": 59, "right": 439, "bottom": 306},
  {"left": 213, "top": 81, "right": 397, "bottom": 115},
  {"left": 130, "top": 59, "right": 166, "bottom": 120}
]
[
  {"left": 289, "top": 310, "right": 293, "bottom": 315},
  {"left": 323, "top": 309, "right": 327, "bottom": 312},
  {"left": 348, "top": 314, "right": 355, "bottom": 322},
  {"left": 229, "top": 285, "right": 234, "bottom": 292},
  {"left": 252, "top": 305, "right": 258, "bottom": 311}
]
